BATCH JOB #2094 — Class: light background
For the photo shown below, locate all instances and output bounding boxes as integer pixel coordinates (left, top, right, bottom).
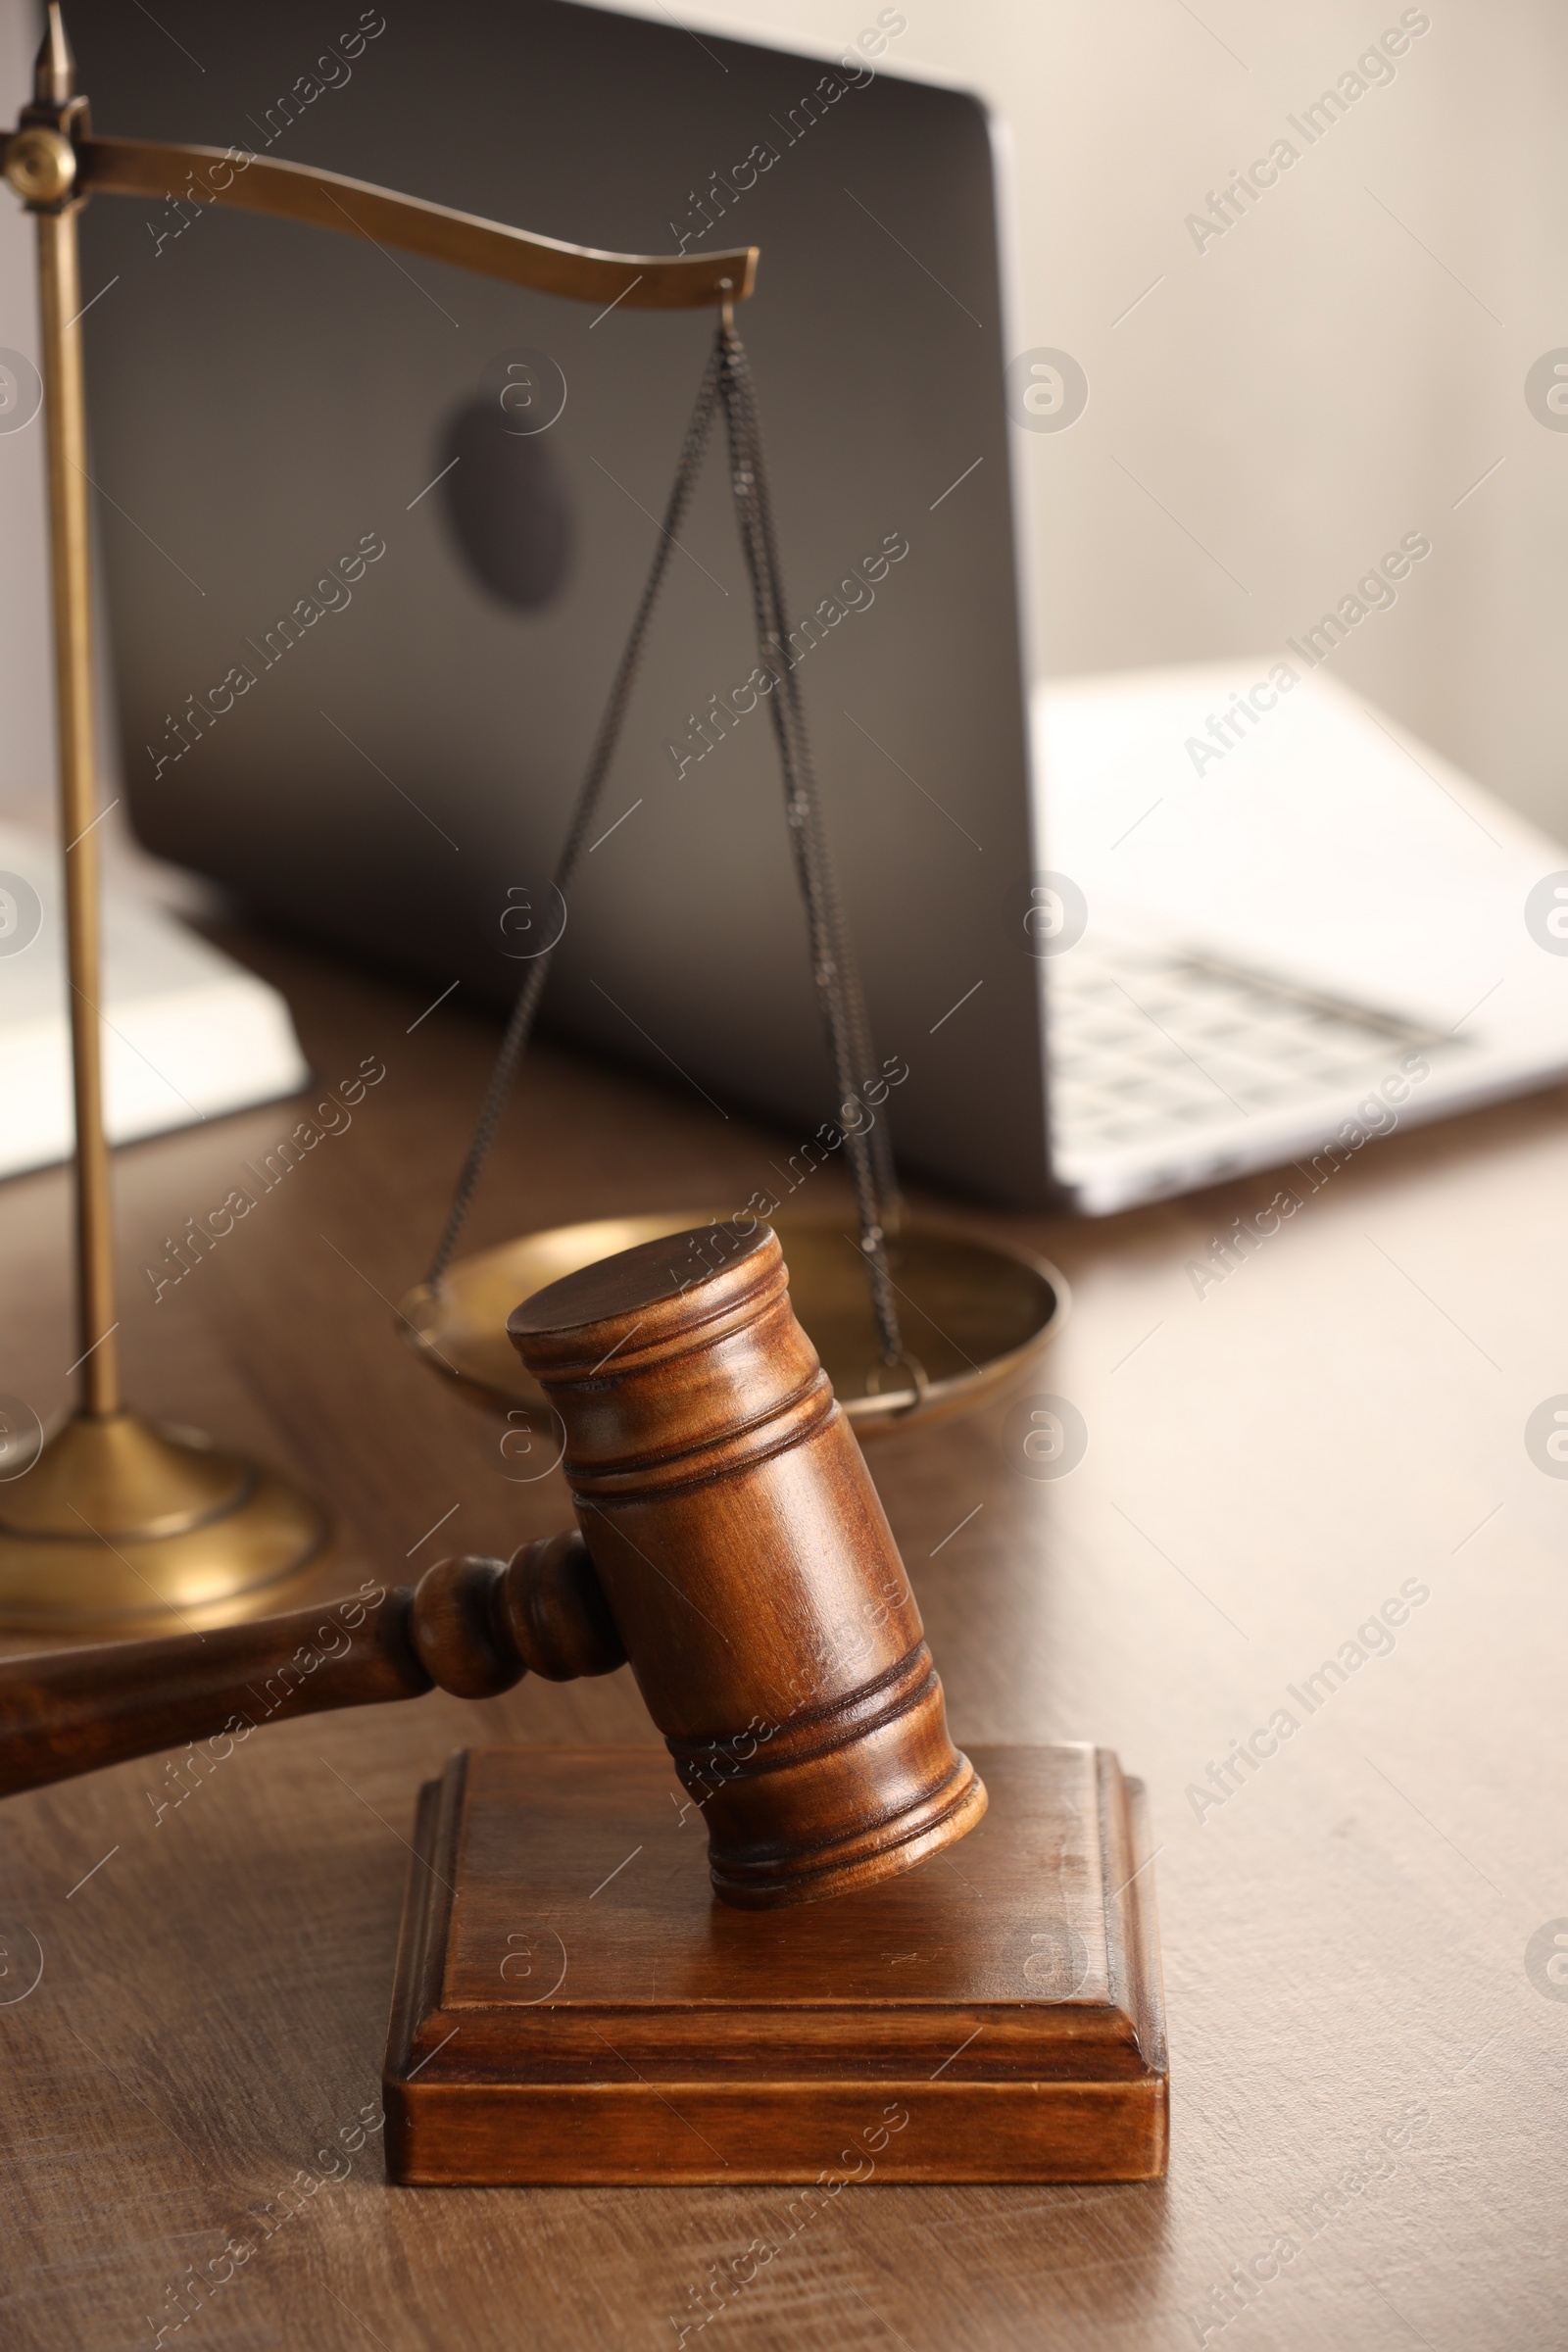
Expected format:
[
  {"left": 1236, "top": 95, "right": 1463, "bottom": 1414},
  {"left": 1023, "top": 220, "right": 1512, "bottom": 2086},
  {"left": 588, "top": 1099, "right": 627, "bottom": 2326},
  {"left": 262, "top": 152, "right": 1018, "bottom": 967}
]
[{"left": 1, "top": 0, "right": 1564, "bottom": 839}]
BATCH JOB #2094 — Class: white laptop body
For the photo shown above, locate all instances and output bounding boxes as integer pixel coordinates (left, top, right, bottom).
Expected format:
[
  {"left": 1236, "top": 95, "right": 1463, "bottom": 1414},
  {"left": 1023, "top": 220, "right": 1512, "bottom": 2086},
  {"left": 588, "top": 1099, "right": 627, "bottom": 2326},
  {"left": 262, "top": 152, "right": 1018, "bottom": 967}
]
[{"left": 1033, "top": 662, "right": 1568, "bottom": 1215}]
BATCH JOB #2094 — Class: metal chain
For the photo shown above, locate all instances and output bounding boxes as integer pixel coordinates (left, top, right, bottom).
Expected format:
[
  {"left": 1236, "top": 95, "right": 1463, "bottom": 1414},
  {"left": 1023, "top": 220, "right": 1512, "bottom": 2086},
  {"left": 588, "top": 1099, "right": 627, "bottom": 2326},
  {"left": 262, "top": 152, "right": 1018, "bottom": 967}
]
[
  {"left": 427, "top": 315, "right": 906, "bottom": 1374},
  {"left": 714, "top": 312, "right": 905, "bottom": 1363}
]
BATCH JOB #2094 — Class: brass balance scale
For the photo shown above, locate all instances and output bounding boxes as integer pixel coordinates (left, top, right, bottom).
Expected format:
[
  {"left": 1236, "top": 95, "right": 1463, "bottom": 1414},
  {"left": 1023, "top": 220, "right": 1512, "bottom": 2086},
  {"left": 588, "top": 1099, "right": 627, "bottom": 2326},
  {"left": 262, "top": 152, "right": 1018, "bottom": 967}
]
[{"left": 0, "top": 7, "right": 1064, "bottom": 1637}]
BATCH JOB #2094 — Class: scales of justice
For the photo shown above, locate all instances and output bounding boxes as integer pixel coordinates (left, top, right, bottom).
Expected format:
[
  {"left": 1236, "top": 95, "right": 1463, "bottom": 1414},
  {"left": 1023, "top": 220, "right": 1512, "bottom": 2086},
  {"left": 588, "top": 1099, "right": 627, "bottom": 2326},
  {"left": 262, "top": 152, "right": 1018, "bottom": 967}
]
[{"left": 0, "top": 11, "right": 1163, "bottom": 2186}]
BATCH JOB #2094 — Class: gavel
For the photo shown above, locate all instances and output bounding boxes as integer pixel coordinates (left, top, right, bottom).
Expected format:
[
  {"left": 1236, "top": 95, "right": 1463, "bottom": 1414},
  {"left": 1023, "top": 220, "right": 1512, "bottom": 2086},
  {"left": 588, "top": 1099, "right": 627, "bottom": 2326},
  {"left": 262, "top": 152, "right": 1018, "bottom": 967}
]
[{"left": 0, "top": 1222, "right": 986, "bottom": 1908}]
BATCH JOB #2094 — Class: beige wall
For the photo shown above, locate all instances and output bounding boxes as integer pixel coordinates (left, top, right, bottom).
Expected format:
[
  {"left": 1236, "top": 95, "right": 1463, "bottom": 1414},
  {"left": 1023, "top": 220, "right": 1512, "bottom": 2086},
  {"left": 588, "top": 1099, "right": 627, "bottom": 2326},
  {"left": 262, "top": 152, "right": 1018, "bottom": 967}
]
[
  {"left": 4, "top": 0, "right": 1565, "bottom": 835},
  {"left": 676, "top": 0, "right": 1568, "bottom": 838}
]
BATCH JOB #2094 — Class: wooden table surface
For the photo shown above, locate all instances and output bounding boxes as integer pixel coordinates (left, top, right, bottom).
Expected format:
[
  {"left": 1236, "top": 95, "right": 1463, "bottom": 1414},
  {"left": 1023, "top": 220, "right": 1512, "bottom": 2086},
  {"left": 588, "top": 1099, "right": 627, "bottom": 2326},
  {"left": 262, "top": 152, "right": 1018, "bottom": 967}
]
[{"left": 2, "top": 924, "right": 1565, "bottom": 2352}]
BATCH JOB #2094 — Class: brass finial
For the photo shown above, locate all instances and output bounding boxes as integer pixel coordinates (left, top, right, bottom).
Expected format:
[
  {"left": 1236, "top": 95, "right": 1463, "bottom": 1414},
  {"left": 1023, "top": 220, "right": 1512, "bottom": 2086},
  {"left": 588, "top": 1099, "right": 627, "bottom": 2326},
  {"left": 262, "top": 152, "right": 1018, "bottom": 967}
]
[{"left": 34, "top": 4, "right": 75, "bottom": 107}]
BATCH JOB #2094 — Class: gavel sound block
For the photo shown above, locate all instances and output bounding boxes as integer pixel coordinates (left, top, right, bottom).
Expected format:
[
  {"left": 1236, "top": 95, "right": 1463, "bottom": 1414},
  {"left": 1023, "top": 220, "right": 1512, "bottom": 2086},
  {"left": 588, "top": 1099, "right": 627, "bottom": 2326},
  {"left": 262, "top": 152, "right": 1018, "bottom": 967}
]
[{"left": 0, "top": 1222, "right": 1167, "bottom": 2183}]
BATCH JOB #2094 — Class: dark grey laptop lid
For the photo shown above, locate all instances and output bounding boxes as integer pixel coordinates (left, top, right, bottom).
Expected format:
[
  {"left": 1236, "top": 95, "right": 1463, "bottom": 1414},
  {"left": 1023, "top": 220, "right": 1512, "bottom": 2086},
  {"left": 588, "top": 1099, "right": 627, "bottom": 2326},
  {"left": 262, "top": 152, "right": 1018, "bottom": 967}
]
[{"left": 69, "top": 0, "right": 1048, "bottom": 1202}]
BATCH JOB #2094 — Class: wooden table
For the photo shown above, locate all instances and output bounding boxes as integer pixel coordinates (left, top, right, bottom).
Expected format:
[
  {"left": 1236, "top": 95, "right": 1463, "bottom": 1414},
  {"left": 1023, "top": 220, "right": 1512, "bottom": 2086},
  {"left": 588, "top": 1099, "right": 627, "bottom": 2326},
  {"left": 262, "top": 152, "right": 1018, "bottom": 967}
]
[{"left": 2, "top": 925, "right": 1564, "bottom": 2351}]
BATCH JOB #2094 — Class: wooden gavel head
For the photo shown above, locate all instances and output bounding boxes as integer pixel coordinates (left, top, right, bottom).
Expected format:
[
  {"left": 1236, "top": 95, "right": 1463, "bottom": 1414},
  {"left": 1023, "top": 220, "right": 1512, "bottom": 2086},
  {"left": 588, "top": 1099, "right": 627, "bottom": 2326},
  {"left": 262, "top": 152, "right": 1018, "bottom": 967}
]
[
  {"left": 0, "top": 1222, "right": 983, "bottom": 1913},
  {"left": 509, "top": 1218, "right": 986, "bottom": 1906}
]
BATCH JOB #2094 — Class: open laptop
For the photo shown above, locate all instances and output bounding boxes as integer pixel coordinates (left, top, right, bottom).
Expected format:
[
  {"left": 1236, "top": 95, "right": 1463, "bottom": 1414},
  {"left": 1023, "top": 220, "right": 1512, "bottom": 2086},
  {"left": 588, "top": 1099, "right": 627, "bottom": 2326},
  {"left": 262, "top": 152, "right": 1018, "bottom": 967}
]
[
  {"left": 1036, "top": 660, "right": 1568, "bottom": 1213},
  {"left": 61, "top": 0, "right": 1568, "bottom": 1212}
]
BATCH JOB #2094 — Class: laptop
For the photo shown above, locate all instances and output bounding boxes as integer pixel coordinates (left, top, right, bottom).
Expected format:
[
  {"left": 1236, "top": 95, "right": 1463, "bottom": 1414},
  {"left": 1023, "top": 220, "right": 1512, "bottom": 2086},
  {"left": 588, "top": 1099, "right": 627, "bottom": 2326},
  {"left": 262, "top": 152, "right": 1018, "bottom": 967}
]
[
  {"left": 1036, "top": 660, "right": 1568, "bottom": 1213},
  {"left": 62, "top": 0, "right": 1568, "bottom": 1212}
]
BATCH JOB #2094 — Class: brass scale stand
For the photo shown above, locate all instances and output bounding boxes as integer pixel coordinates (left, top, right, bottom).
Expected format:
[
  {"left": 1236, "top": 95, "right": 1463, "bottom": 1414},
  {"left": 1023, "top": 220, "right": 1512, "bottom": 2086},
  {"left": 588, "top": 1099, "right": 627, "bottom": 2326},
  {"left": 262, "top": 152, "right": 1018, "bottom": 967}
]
[{"left": 0, "top": 8, "right": 1062, "bottom": 1637}]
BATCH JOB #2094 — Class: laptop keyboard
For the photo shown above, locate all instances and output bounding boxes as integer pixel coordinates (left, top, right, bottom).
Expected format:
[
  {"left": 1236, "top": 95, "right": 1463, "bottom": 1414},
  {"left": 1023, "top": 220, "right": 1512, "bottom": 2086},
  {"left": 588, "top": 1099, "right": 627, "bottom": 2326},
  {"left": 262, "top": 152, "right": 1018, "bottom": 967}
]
[{"left": 1049, "top": 938, "right": 1445, "bottom": 1156}]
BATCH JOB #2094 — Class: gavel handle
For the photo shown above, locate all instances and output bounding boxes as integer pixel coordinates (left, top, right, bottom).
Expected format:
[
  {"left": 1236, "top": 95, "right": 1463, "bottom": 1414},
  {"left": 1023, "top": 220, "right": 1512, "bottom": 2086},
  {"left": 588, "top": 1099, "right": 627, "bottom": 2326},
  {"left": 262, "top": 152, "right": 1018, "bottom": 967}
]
[{"left": 0, "top": 1534, "right": 625, "bottom": 1800}]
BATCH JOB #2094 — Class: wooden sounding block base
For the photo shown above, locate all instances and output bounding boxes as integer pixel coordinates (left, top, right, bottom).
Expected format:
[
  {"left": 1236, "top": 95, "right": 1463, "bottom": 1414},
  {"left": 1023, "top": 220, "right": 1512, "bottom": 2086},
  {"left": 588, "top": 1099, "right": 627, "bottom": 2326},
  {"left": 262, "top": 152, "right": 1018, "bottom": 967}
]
[{"left": 384, "top": 1742, "right": 1168, "bottom": 2184}]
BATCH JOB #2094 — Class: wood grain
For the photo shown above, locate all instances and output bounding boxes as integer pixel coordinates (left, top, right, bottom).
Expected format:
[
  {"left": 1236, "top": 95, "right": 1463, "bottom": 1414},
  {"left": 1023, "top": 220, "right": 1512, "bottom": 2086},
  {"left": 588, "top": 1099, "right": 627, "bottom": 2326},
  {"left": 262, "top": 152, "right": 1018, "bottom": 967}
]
[
  {"left": 511, "top": 1222, "right": 985, "bottom": 1907},
  {"left": 0, "top": 919, "right": 1564, "bottom": 2348},
  {"left": 383, "top": 1744, "right": 1165, "bottom": 2184}
]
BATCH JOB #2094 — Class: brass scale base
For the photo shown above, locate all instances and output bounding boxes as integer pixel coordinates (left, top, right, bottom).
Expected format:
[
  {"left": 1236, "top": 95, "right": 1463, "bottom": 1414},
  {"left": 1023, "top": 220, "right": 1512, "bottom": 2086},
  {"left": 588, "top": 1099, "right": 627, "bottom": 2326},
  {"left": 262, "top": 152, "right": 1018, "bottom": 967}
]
[{"left": 0, "top": 1409, "right": 327, "bottom": 1635}]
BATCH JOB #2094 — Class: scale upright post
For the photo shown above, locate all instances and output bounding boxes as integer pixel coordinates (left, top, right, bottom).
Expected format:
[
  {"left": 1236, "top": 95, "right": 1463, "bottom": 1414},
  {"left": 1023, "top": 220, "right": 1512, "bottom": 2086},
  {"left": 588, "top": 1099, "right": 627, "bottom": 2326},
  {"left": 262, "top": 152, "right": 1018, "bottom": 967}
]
[{"left": 0, "top": 9, "right": 326, "bottom": 1632}]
